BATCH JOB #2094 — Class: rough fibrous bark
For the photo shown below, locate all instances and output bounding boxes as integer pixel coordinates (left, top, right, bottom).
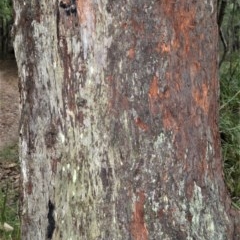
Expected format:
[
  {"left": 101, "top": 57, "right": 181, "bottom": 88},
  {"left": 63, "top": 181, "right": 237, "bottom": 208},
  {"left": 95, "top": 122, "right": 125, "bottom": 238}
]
[{"left": 13, "top": 0, "right": 239, "bottom": 239}]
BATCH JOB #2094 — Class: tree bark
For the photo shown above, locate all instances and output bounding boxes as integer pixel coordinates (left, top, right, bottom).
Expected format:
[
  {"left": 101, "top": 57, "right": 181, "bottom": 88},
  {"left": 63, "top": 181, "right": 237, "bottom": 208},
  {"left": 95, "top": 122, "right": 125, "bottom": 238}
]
[{"left": 13, "top": 0, "right": 239, "bottom": 239}]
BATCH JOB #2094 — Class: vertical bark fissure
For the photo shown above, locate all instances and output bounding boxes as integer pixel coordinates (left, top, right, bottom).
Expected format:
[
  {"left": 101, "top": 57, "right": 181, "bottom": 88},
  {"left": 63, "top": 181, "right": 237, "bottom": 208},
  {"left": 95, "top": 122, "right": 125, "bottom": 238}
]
[{"left": 47, "top": 200, "right": 56, "bottom": 239}]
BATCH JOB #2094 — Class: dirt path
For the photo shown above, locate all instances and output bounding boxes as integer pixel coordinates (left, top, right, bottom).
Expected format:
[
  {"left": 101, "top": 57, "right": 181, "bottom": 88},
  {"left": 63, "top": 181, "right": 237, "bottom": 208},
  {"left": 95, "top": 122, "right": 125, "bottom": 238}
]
[
  {"left": 0, "top": 59, "right": 19, "bottom": 150},
  {"left": 0, "top": 60, "right": 20, "bottom": 237}
]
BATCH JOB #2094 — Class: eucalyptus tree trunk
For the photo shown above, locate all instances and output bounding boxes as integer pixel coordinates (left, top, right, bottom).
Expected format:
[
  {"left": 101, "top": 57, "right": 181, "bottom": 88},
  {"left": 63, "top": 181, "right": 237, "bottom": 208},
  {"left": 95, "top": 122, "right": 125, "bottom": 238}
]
[{"left": 13, "top": 0, "right": 239, "bottom": 239}]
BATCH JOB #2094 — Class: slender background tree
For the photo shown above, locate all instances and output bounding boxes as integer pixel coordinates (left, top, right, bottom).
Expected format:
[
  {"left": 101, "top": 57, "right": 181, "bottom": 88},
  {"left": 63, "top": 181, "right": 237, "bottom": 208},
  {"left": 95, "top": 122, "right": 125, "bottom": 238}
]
[{"left": 0, "top": 0, "right": 13, "bottom": 58}]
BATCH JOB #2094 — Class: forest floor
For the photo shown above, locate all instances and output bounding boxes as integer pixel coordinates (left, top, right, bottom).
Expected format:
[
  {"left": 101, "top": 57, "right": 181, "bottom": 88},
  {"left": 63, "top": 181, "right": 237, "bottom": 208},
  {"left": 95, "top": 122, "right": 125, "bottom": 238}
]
[
  {"left": 0, "top": 59, "right": 19, "bottom": 149},
  {"left": 0, "top": 59, "right": 20, "bottom": 239}
]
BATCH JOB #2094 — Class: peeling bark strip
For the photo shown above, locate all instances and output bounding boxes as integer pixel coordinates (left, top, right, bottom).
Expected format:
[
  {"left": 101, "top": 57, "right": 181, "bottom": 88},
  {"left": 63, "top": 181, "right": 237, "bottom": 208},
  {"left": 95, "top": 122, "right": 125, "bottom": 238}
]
[{"left": 13, "top": 0, "right": 239, "bottom": 239}]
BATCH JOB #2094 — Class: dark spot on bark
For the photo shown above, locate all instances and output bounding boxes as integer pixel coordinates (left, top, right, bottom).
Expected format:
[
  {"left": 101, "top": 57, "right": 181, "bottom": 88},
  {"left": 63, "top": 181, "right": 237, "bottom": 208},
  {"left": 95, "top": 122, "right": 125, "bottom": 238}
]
[
  {"left": 76, "top": 111, "right": 84, "bottom": 125},
  {"left": 106, "top": 3, "right": 112, "bottom": 13},
  {"left": 26, "top": 181, "right": 33, "bottom": 194},
  {"left": 134, "top": 158, "right": 144, "bottom": 178},
  {"left": 47, "top": 80, "right": 51, "bottom": 90},
  {"left": 45, "top": 124, "right": 58, "bottom": 148},
  {"left": 59, "top": 1, "right": 77, "bottom": 16},
  {"left": 76, "top": 97, "right": 87, "bottom": 107},
  {"left": 100, "top": 167, "right": 108, "bottom": 188},
  {"left": 186, "top": 212, "right": 193, "bottom": 223},
  {"left": 25, "top": 75, "right": 35, "bottom": 111},
  {"left": 28, "top": 129, "right": 36, "bottom": 153},
  {"left": 47, "top": 200, "right": 55, "bottom": 239},
  {"left": 101, "top": 168, "right": 112, "bottom": 188},
  {"left": 51, "top": 157, "right": 61, "bottom": 174}
]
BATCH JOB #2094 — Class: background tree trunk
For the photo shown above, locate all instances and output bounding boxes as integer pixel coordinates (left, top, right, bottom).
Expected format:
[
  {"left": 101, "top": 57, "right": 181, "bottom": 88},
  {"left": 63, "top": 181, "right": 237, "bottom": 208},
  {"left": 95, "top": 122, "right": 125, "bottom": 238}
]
[{"left": 13, "top": 0, "right": 239, "bottom": 239}]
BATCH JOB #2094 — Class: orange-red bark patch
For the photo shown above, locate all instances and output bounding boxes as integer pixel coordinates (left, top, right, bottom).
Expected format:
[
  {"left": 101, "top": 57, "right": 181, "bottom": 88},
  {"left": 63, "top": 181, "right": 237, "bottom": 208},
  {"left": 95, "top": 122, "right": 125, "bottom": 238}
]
[
  {"left": 127, "top": 48, "right": 136, "bottom": 59},
  {"left": 162, "top": 109, "right": 178, "bottom": 131},
  {"left": 130, "top": 191, "right": 148, "bottom": 240},
  {"left": 131, "top": 19, "right": 144, "bottom": 35},
  {"left": 76, "top": 0, "right": 95, "bottom": 25},
  {"left": 171, "top": 38, "right": 180, "bottom": 50},
  {"left": 107, "top": 76, "right": 129, "bottom": 115},
  {"left": 148, "top": 76, "right": 159, "bottom": 100},
  {"left": 161, "top": 1, "right": 196, "bottom": 55},
  {"left": 192, "top": 83, "right": 209, "bottom": 113},
  {"left": 134, "top": 117, "right": 149, "bottom": 132},
  {"left": 190, "top": 62, "right": 200, "bottom": 80},
  {"left": 156, "top": 42, "right": 171, "bottom": 53}
]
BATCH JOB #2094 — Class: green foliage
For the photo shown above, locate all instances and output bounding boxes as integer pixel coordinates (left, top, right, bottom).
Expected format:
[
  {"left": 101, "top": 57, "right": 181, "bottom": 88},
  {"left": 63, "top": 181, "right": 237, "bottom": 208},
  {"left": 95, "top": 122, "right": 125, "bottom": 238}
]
[
  {"left": 220, "top": 55, "right": 240, "bottom": 209},
  {"left": 218, "top": 0, "right": 240, "bottom": 209},
  {"left": 0, "top": 0, "right": 13, "bottom": 21},
  {"left": 0, "top": 185, "right": 20, "bottom": 240},
  {"left": 0, "top": 144, "right": 18, "bottom": 163},
  {"left": 0, "top": 144, "right": 20, "bottom": 240}
]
